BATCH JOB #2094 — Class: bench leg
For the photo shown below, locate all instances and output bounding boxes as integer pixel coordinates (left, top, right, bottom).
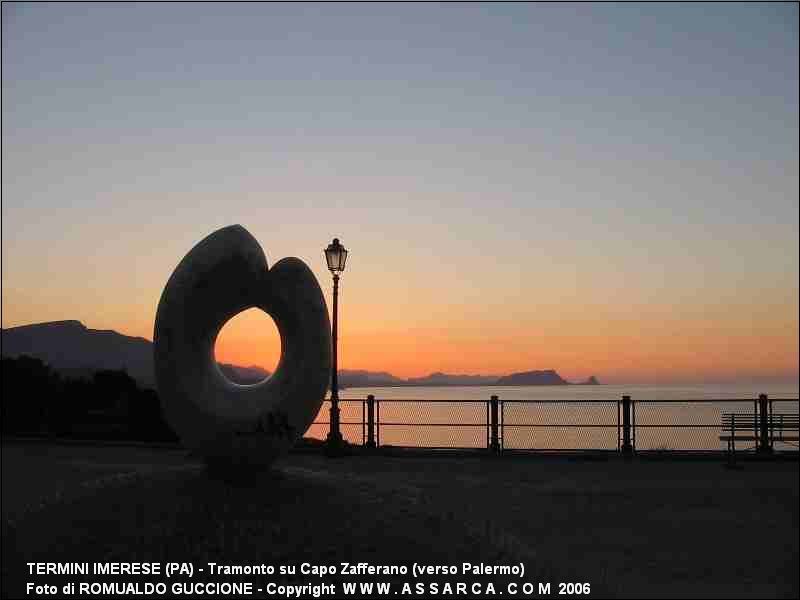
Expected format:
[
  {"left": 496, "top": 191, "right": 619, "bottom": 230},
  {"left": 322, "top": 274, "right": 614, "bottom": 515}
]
[{"left": 725, "top": 438, "right": 737, "bottom": 467}]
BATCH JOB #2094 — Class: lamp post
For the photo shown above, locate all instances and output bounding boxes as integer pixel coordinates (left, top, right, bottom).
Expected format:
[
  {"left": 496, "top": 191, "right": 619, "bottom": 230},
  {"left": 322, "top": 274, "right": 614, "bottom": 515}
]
[{"left": 324, "top": 238, "right": 348, "bottom": 452}]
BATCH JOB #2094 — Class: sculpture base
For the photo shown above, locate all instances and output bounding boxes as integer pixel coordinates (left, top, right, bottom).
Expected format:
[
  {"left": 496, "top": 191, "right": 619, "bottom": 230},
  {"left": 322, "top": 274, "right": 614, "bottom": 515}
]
[{"left": 325, "top": 431, "right": 346, "bottom": 457}]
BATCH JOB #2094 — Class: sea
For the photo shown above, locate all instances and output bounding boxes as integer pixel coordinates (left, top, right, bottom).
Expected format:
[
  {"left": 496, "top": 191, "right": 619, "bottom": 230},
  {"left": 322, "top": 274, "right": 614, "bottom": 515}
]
[{"left": 307, "top": 382, "right": 799, "bottom": 451}]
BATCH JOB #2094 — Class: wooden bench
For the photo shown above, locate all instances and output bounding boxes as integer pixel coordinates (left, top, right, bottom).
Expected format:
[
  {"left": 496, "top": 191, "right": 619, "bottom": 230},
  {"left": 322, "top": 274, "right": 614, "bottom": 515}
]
[{"left": 720, "top": 412, "right": 799, "bottom": 465}]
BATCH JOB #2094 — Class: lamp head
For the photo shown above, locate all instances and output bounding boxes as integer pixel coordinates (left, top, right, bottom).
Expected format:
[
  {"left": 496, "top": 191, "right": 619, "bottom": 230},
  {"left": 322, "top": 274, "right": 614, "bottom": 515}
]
[{"left": 324, "top": 238, "right": 348, "bottom": 274}]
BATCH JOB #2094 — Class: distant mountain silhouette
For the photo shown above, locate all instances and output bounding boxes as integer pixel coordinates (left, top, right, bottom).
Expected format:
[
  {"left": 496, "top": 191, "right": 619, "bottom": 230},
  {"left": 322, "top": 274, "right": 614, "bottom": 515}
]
[
  {"left": 340, "top": 369, "right": 595, "bottom": 387},
  {"left": 405, "top": 372, "right": 498, "bottom": 386},
  {"left": 1, "top": 321, "right": 599, "bottom": 388},
  {"left": 217, "top": 363, "right": 271, "bottom": 384},
  {"left": 1, "top": 321, "right": 269, "bottom": 387},
  {"left": 338, "top": 369, "right": 404, "bottom": 388},
  {"left": 494, "top": 369, "right": 568, "bottom": 386}
]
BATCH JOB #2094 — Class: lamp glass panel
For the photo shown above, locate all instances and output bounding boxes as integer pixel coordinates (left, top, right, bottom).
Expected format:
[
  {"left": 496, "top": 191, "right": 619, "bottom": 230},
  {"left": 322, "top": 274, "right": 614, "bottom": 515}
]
[
  {"left": 325, "top": 247, "right": 336, "bottom": 271},
  {"left": 336, "top": 248, "right": 348, "bottom": 271}
]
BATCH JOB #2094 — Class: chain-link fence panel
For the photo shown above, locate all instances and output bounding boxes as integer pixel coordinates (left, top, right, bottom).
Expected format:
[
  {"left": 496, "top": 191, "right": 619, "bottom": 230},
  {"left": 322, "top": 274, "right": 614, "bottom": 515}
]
[
  {"left": 633, "top": 399, "right": 755, "bottom": 452},
  {"left": 376, "top": 400, "right": 487, "bottom": 449},
  {"left": 502, "top": 401, "right": 618, "bottom": 450}
]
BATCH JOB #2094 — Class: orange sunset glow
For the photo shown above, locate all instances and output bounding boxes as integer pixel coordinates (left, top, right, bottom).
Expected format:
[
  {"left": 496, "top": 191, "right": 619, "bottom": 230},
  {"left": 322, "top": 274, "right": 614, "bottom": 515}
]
[{"left": 209, "top": 291, "right": 798, "bottom": 384}]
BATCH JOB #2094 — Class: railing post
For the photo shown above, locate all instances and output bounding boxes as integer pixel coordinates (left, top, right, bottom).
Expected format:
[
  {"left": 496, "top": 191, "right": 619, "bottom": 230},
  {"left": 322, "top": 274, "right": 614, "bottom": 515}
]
[
  {"left": 365, "top": 395, "right": 376, "bottom": 449},
  {"left": 489, "top": 395, "right": 500, "bottom": 454},
  {"left": 621, "top": 395, "right": 633, "bottom": 456},
  {"left": 757, "top": 393, "right": 771, "bottom": 454}
]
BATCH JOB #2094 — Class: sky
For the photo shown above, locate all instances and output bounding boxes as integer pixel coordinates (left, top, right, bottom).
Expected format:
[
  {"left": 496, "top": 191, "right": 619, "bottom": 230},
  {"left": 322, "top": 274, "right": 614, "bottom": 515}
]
[{"left": 2, "top": 3, "right": 798, "bottom": 383}]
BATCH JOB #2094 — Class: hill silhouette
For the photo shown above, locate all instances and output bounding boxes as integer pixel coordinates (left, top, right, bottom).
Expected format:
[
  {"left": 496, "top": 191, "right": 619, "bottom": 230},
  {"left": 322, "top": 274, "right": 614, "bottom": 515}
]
[{"left": 1, "top": 321, "right": 268, "bottom": 387}]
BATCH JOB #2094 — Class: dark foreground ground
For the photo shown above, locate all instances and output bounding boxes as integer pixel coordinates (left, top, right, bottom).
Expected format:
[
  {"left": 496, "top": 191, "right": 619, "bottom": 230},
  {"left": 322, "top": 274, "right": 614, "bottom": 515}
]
[{"left": 2, "top": 440, "right": 798, "bottom": 599}]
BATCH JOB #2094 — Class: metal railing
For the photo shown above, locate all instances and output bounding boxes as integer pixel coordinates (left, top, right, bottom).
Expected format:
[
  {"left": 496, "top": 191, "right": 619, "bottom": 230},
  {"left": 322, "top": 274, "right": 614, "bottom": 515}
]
[{"left": 306, "top": 395, "right": 799, "bottom": 454}]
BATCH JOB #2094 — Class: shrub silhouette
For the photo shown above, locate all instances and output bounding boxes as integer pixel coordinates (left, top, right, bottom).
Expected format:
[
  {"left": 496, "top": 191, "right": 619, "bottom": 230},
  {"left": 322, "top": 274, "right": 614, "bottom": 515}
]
[{"left": 1, "top": 355, "right": 177, "bottom": 442}]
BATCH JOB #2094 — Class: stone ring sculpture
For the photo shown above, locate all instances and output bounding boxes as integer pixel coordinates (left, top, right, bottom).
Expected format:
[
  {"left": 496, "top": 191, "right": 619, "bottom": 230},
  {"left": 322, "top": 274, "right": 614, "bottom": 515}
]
[{"left": 153, "top": 225, "right": 332, "bottom": 467}]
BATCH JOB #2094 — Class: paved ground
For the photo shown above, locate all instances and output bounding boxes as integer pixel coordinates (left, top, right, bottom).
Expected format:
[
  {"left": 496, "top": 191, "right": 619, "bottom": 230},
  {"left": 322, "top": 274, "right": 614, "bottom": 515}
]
[{"left": 2, "top": 441, "right": 798, "bottom": 598}]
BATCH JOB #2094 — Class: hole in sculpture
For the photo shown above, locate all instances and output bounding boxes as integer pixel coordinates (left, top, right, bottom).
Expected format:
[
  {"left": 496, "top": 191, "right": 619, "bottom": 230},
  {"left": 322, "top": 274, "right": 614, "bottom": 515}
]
[{"left": 214, "top": 308, "right": 281, "bottom": 385}]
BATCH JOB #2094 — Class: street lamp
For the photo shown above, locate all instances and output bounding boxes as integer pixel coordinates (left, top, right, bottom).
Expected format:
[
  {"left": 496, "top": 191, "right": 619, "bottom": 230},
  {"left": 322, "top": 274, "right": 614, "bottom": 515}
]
[{"left": 324, "top": 238, "right": 348, "bottom": 451}]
